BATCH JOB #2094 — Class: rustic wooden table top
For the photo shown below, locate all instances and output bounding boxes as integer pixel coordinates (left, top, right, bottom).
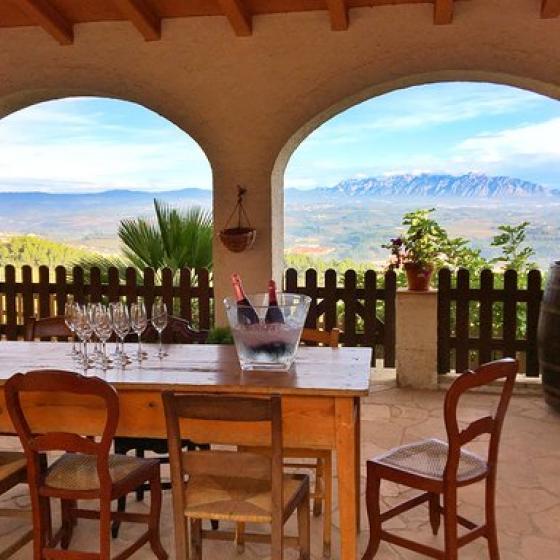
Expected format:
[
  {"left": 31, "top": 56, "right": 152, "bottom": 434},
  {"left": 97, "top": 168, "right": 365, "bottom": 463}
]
[{"left": 0, "top": 342, "right": 371, "bottom": 397}]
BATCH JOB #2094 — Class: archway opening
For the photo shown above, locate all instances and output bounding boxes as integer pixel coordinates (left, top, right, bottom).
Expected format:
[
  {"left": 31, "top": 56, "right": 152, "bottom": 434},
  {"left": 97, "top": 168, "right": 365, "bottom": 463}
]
[
  {"left": 283, "top": 81, "right": 560, "bottom": 273},
  {"left": 0, "top": 96, "right": 213, "bottom": 269}
]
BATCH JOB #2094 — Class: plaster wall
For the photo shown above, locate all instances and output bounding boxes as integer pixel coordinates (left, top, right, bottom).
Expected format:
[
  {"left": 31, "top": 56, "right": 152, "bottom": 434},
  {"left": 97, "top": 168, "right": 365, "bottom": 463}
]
[{"left": 0, "top": 0, "right": 559, "bottom": 321}]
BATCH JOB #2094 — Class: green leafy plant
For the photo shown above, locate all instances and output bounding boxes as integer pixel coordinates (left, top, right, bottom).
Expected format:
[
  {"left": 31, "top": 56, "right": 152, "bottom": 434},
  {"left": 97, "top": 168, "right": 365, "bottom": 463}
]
[
  {"left": 382, "top": 208, "right": 450, "bottom": 268},
  {"left": 206, "top": 326, "right": 233, "bottom": 345},
  {"left": 75, "top": 199, "right": 213, "bottom": 282},
  {"left": 490, "top": 221, "right": 536, "bottom": 272}
]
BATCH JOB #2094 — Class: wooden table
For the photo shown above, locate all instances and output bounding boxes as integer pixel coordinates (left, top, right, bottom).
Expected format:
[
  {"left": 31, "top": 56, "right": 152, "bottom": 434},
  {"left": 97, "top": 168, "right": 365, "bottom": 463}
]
[{"left": 0, "top": 341, "right": 371, "bottom": 560}]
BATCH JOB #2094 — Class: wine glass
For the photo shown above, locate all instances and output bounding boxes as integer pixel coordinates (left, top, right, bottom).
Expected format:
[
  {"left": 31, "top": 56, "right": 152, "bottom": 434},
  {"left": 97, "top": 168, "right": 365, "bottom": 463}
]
[
  {"left": 151, "top": 299, "right": 168, "bottom": 358},
  {"left": 130, "top": 301, "right": 148, "bottom": 362},
  {"left": 64, "top": 301, "right": 80, "bottom": 358},
  {"left": 112, "top": 302, "right": 130, "bottom": 365},
  {"left": 73, "top": 305, "right": 93, "bottom": 369},
  {"left": 92, "top": 305, "right": 113, "bottom": 368},
  {"left": 88, "top": 302, "right": 103, "bottom": 358}
]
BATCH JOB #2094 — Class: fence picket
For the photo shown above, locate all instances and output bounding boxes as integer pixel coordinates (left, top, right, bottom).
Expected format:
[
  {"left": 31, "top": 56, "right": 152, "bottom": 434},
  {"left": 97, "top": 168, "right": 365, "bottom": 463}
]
[
  {"left": 179, "top": 269, "right": 192, "bottom": 322},
  {"left": 455, "top": 268, "right": 470, "bottom": 372},
  {"left": 503, "top": 269, "right": 517, "bottom": 358},
  {"left": 198, "top": 268, "right": 211, "bottom": 330},
  {"left": 38, "top": 266, "right": 50, "bottom": 320},
  {"left": 5, "top": 266, "right": 17, "bottom": 340},
  {"left": 304, "top": 269, "right": 318, "bottom": 329},
  {"left": 437, "top": 268, "right": 451, "bottom": 374},
  {"left": 324, "top": 269, "right": 338, "bottom": 331},
  {"left": 526, "top": 269, "right": 542, "bottom": 377},
  {"left": 89, "top": 267, "right": 102, "bottom": 303},
  {"left": 383, "top": 271, "right": 396, "bottom": 368},
  {"left": 21, "top": 266, "right": 34, "bottom": 325},
  {"left": 55, "top": 266, "right": 68, "bottom": 316},
  {"left": 343, "top": 270, "right": 358, "bottom": 346},
  {"left": 478, "top": 269, "right": 493, "bottom": 364}
]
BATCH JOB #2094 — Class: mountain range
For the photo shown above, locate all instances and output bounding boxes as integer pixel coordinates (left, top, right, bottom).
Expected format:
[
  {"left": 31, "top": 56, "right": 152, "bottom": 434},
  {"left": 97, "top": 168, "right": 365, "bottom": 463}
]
[
  {"left": 0, "top": 173, "right": 554, "bottom": 207},
  {"left": 289, "top": 173, "right": 553, "bottom": 200}
]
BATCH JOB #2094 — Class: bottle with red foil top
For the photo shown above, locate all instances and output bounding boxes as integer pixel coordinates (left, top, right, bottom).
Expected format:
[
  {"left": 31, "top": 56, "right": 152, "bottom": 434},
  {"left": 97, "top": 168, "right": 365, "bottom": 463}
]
[
  {"left": 265, "top": 280, "right": 285, "bottom": 324},
  {"left": 231, "top": 273, "right": 259, "bottom": 325}
]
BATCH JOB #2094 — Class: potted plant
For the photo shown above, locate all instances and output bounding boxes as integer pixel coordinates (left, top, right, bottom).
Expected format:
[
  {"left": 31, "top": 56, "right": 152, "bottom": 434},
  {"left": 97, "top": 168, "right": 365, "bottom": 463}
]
[{"left": 383, "top": 208, "right": 448, "bottom": 291}]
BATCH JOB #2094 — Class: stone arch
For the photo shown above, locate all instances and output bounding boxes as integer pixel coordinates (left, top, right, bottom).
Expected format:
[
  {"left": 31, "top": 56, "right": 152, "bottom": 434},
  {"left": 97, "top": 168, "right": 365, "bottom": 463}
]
[
  {"left": 273, "top": 70, "right": 560, "bottom": 183},
  {"left": 0, "top": 88, "right": 216, "bottom": 167}
]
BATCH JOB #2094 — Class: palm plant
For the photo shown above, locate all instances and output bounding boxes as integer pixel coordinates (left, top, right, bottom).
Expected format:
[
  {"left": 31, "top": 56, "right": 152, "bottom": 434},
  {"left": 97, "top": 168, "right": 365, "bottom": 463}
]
[{"left": 74, "top": 199, "right": 213, "bottom": 282}]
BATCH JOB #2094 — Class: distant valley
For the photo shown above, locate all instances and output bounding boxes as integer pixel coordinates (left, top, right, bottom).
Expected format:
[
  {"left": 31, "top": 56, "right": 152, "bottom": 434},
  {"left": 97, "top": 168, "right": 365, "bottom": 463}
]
[{"left": 0, "top": 173, "right": 559, "bottom": 269}]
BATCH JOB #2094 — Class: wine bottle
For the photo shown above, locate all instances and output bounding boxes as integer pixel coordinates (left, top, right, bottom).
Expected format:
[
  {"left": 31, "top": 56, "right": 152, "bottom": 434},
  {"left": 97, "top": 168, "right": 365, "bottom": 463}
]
[
  {"left": 231, "top": 273, "right": 259, "bottom": 325},
  {"left": 265, "top": 280, "right": 285, "bottom": 324}
]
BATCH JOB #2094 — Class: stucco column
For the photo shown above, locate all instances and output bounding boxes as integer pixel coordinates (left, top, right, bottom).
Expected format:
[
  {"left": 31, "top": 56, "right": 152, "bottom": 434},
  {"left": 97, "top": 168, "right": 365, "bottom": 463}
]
[
  {"left": 211, "top": 155, "right": 283, "bottom": 326},
  {"left": 396, "top": 290, "right": 438, "bottom": 389}
]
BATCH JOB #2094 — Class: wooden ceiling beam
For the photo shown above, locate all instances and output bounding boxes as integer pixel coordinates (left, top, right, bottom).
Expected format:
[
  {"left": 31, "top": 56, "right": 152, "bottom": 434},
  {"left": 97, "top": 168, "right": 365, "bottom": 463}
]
[
  {"left": 112, "top": 0, "right": 161, "bottom": 41},
  {"left": 217, "top": 0, "right": 252, "bottom": 36},
  {"left": 434, "top": 0, "right": 454, "bottom": 24},
  {"left": 541, "top": 0, "right": 560, "bottom": 18},
  {"left": 15, "top": 0, "right": 73, "bottom": 45},
  {"left": 326, "top": 0, "right": 349, "bottom": 31}
]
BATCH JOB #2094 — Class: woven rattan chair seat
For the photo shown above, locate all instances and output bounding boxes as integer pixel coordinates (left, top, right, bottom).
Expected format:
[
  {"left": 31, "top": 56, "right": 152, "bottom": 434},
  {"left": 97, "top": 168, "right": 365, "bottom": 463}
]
[
  {"left": 375, "top": 438, "right": 487, "bottom": 482},
  {"left": 45, "top": 453, "right": 156, "bottom": 491},
  {"left": 184, "top": 474, "right": 305, "bottom": 523},
  {"left": 0, "top": 451, "right": 27, "bottom": 480}
]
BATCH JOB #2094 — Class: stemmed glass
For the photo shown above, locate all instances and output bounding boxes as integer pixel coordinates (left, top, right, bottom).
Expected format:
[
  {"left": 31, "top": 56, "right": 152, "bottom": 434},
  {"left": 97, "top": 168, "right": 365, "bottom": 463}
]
[
  {"left": 130, "top": 301, "right": 148, "bottom": 362},
  {"left": 151, "top": 299, "right": 168, "bottom": 358},
  {"left": 64, "top": 301, "right": 80, "bottom": 359},
  {"left": 92, "top": 305, "right": 113, "bottom": 368},
  {"left": 112, "top": 302, "right": 131, "bottom": 365},
  {"left": 73, "top": 305, "right": 93, "bottom": 369}
]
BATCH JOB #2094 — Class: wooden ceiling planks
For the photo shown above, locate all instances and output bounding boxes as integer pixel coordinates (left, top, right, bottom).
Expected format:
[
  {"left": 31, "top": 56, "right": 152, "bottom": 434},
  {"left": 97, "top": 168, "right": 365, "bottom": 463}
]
[
  {"left": 112, "top": 0, "right": 161, "bottom": 40},
  {"left": 216, "top": 0, "right": 252, "bottom": 36},
  {"left": 433, "top": 0, "right": 453, "bottom": 24},
  {"left": 541, "top": 0, "right": 560, "bottom": 18},
  {"left": 13, "top": 0, "right": 73, "bottom": 44},
  {"left": 4, "top": 0, "right": 555, "bottom": 44},
  {"left": 326, "top": 0, "right": 349, "bottom": 30}
]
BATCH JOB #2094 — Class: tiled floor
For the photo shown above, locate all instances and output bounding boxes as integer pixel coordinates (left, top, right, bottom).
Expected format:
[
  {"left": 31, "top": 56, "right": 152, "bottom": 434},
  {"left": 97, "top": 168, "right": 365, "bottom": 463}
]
[{"left": 1, "top": 377, "right": 559, "bottom": 559}]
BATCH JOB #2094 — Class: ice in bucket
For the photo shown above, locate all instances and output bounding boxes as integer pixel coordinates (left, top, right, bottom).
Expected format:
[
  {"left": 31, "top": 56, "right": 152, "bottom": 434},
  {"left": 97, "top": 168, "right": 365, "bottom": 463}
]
[{"left": 224, "top": 283, "right": 310, "bottom": 371}]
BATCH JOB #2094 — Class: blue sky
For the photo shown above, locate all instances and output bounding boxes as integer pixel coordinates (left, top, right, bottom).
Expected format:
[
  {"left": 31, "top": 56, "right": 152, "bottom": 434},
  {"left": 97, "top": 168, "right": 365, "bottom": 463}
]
[{"left": 0, "top": 82, "right": 559, "bottom": 193}]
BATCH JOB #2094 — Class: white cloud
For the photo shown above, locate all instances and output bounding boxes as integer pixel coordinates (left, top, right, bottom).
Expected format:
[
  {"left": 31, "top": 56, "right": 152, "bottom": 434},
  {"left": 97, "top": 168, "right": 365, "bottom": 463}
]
[{"left": 0, "top": 99, "right": 212, "bottom": 192}]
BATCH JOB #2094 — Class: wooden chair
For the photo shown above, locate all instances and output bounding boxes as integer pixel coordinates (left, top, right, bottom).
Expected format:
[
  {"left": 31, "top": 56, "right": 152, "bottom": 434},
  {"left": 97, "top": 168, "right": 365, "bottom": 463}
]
[
  {"left": 0, "top": 452, "right": 34, "bottom": 558},
  {"left": 362, "top": 358, "right": 518, "bottom": 560},
  {"left": 5, "top": 369, "right": 168, "bottom": 560},
  {"left": 162, "top": 392, "right": 311, "bottom": 560},
  {"left": 113, "top": 316, "right": 210, "bottom": 538},
  {"left": 238, "top": 327, "right": 339, "bottom": 557},
  {"left": 24, "top": 316, "right": 71, "bottom": 341}
]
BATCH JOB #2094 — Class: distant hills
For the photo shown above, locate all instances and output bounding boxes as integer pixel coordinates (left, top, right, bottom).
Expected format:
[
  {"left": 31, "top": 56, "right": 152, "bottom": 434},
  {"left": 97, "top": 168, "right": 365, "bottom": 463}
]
[
  {"left": 289, "top": 173, "right": 552, "bottom": 201},
  {"left": 0, "top": 173, "right": 554, "bottom": 208}
]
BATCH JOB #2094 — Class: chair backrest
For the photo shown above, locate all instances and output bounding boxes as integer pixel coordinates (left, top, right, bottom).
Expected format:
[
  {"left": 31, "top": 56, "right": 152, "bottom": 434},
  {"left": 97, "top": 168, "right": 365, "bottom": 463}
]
[
  {"left": 24, "top": 316, "right": 72, "bottom": 341},
  {"left": 301, "top": 327, "right": 340, "bottom": 348},
  {"left": 162, "top": 392, "right": 283, "bottom": 515},
  {"left": 443, "top": 358, "right": 518, "bottom": 481},
  {"left": 143, "top": 316, "right": 208, "bottom": 344},
  {"left": 5, "top": 370, "right": 119, "bottom": 490}
]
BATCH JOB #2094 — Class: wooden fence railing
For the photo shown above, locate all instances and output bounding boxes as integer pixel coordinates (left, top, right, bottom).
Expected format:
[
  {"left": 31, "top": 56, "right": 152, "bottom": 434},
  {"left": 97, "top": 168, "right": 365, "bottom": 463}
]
[
  {"left": 437, "top": 268, "right": 543, "bottom": 376},
  {"left": 285, "top": 268, "right": 397, "bottom": 367},
  {"left": 0, "top": 265, "right": 397, "bottom": 367},
  {"left": 0, "top": 265, "right": 213, "bottom": 340}
]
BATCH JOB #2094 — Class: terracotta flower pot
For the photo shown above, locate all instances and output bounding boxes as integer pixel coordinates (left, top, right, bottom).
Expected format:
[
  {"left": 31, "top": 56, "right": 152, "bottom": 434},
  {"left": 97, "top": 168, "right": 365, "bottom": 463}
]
[
  {"left": 219, "top": 227, "right": 256, "bottom": 253},
  {"left": 404, "top": 262, "right": 434, "bottom": 291}
]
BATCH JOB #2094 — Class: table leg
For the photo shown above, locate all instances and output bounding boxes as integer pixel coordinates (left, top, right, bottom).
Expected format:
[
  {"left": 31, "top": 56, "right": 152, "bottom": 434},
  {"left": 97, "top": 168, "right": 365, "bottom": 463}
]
[
  {"left": 335, "top": 398, "right": 357, "bottom": 560},
  {"left": 355, "top": 397, "right": 361, "bottom": 533}
]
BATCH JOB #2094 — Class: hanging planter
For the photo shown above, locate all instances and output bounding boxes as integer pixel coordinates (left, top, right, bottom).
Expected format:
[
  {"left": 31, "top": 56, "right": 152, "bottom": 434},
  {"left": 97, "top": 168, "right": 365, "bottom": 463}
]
[{"left": 219, "top": 185, "right": 256, "bottom": 253}]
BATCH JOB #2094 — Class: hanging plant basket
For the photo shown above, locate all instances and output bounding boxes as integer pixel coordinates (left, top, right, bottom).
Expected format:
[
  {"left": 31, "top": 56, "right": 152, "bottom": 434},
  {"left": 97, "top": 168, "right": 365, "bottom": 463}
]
[
  {"left": 219, "top": 185, "right": 256, "bottom": 253},
  {"left": 219, "top": 227, "right": 256, "bottom": 253}
]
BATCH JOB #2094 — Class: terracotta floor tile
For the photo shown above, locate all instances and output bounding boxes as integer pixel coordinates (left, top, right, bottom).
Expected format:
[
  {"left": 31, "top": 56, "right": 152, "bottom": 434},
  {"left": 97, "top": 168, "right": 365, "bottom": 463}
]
[{"left": 0, "top": 387, "right": 558, "bottom": 559}]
